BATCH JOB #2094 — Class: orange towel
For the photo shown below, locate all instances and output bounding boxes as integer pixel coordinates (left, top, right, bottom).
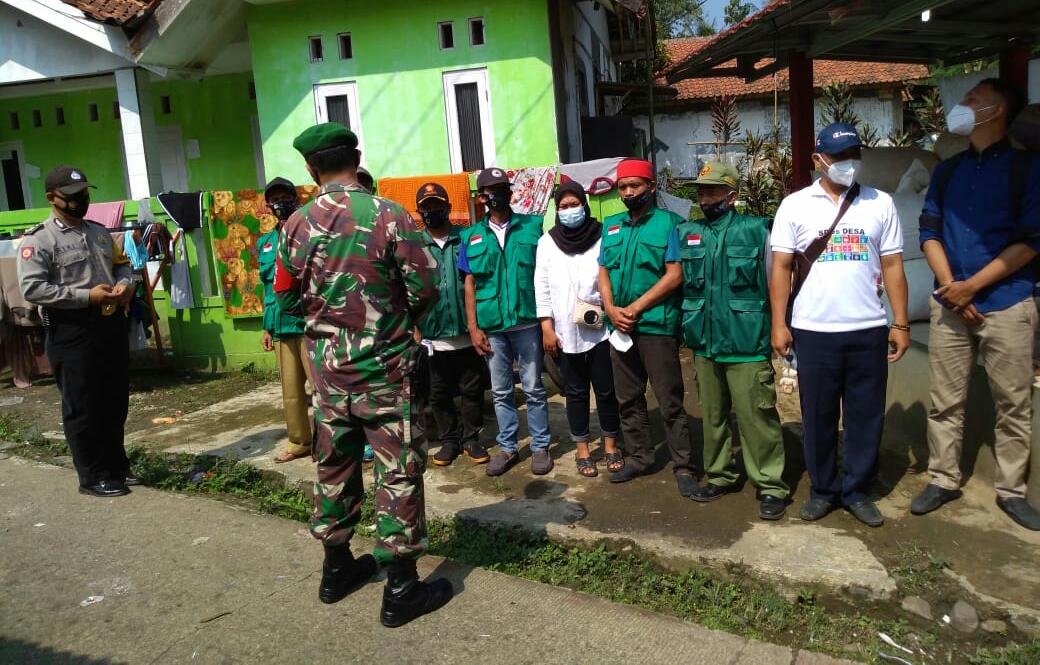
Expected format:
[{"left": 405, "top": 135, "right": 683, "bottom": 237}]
[{"left": 377, "top": 173, "right": 480, "bottom": 228}]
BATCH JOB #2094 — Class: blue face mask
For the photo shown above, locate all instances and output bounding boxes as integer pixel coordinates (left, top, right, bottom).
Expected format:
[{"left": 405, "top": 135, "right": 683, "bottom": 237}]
[{"left": 557, "top": 206, "right": 586, "bottom": 228}]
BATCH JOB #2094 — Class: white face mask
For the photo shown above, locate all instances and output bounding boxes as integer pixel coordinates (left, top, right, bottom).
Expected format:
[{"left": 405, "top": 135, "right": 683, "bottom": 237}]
[
  {"left": 821, "top": 157, "right": 861, "bottom": 187},
  {"left": 557, "top": 206, "right": 586, "bottom": 228},
  {"left": 946, "top": 103, "right": 996, "bottom": 136}
]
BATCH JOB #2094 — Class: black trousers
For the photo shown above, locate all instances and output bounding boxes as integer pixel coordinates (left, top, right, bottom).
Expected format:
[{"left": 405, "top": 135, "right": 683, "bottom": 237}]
[
  {"left": 793, "top": 326, "right": 889, "bottom": 507},
  {"left": 609, "top": 333, "right": 694, "bottom": 474},
  {"left": 557, "top": 340, "right": 620, "bottom": 442},
  {"left": 412, "top": 346, "right": 485, "bottom": 446},
  {"left": 46, "top": 308, "right": 130, "bottom": 487}
]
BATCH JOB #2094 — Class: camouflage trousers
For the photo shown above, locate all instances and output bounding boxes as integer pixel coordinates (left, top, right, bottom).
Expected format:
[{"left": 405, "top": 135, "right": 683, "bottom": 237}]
[{"left": 310, "top": 375, "right": 428, "bottom": 563}]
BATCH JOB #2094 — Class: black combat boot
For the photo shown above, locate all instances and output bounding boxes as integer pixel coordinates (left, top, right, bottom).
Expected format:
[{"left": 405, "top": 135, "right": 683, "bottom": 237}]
[
  {"left": 318, "top": 545, "right": 377, "bottom": 604},
  {"left": 379, "top": 559, "right": 454, "bottom": 628}
]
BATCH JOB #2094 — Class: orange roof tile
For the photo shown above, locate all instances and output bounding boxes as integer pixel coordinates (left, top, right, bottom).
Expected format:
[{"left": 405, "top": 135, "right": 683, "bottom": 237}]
[{"left": 661, "top": 37, "right": 929, "bottom": 102}]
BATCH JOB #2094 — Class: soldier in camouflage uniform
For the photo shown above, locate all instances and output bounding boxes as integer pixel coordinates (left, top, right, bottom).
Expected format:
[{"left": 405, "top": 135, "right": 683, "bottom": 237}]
[{"left": 274, "top": 122, "right": 453, "bottom": 627}]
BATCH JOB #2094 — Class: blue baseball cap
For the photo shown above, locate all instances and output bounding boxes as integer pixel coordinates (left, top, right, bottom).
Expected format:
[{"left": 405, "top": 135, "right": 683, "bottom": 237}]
[{"left": 815, "top": 122, "right": 865, "bottom": 155}]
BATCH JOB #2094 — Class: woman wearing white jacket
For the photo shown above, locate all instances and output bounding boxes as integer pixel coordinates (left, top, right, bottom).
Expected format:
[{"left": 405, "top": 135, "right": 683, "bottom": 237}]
[{"left": 535, "top": 181, "right": 623, "bottom": 477}]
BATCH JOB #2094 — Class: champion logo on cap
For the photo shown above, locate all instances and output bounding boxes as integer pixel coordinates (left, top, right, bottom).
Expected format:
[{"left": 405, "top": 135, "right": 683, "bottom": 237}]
[
  {"left": 687, "top": 234, "right": 701, "bottom": 246},
  {"left": 607, "top": 225, "right": 621, "bottom": 235},
  {"left": 470, "top": 235, "right": 483, "bottom": 245},
  {"left": 831, "top": 130, "right": 857, "bottom": 140},
  {"left": 70, "top": 171, "right": 83, "bottom": 181}
]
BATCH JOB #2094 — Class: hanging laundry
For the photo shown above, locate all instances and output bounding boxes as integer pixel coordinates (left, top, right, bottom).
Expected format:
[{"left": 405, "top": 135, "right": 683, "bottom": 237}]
[
  {"left": 157, "top": 191, "right": 204, "bottom": 230},
  {"left": 169, "top": 233, "right": 195, "bottom": 310},
  {"left": 657, "top": 190, "right": 695, "bottom": 220},
  {"left": 122, "top": 230, "right": 147, "bottom": 270},
  {"left": 136, "top": 198, "right": 155, "bottom": 225},
  {"left": 209, "top": 186, "right": 318, "bottom": 318},
  {"left": 377, "top": 173, "right": 477, "bottom": 227},
  {"left": 0, "top": 237, "right": 45, "bottom": 387},
  {"left": 85, "top": 201, "right": 125, "bottom": 229},
  {"left": 507, "top": 166, "right": 557, "bottom": 216},
  {"left": 559, "top": 157, "right": 624, "bottom": 195}
]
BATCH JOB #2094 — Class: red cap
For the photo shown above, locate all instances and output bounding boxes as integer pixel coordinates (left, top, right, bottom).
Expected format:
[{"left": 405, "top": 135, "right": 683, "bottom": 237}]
[{"left": 616, "top": 159, "right": 654, "bottom": 182}]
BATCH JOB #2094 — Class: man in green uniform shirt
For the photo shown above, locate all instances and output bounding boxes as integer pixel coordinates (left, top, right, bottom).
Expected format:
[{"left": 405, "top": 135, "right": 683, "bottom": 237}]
[
  {"left": 598, "top": 159, "right": 698, "bottom": 495},
  {"left": 679, "top": 162, "right": 788, "bottom": 520},
  {"left": 257, "top": 177, "right": 312, "bottom": 464}
]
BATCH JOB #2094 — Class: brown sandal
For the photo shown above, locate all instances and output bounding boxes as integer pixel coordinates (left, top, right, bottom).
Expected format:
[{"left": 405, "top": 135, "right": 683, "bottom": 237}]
[
  {"left": 604, "top": 451, "right": 625, "bottom": 473},
  {"left": 274, "top": 450, "right": 309, "bottom": 464},
  {"left": 576, "top": 456, "right": 598, "bottom": 478}
]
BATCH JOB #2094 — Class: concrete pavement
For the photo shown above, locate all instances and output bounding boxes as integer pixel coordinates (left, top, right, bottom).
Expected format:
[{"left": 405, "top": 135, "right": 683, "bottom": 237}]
[{"left": 0, "top": 455, "right": 853, "bottom": 665}]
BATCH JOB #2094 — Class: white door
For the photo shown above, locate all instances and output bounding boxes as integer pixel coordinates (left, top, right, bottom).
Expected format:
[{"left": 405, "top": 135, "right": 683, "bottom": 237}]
[
  {"left": 0, "top": 142, "right": 31, "bottom": 211},
  {"left": 156, "top": 126, "right": 189, "bottom": 192},
  {"left": 443, "top": 68, "right": 496, "bottom": 173},
  {"left": 312, "top": 82, "right": 365, "bottom": 165}
]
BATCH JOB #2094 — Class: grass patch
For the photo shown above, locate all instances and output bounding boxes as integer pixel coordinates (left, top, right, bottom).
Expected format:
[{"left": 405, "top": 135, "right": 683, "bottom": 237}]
[
  {"left": 971, "top": 640, "right": 1040, "bottom": 665},
  {"left": 891, "top": 542, "right": 952, "bottom": 595}
]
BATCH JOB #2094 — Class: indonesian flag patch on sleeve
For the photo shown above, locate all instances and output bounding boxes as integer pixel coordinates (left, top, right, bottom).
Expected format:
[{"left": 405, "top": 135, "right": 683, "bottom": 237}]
[
  {"left": 687, "top": 234, "right": 701, "bottom": 246},
  {"left": 607, "top": 225, "right": 621, "bottom": 235},
  {"left": 469, "top": 235, "right": 483, "bottom": 245},
  {"left": 20, "top": 246, "right": 34, "bottom": 261}
]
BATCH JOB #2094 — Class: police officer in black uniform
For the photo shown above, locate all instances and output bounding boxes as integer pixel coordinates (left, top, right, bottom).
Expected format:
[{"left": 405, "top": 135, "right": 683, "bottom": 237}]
[{"left": 18, "top": 166, "right": 137, "bottom": 497}]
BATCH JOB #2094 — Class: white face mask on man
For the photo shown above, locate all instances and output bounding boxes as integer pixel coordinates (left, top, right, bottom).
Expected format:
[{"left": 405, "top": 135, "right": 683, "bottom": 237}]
[
  {"left": 946, "top": 104, "right": 997, "bottom": 136},
  {"left": 819, "top": 156, "right": 861, "bottom": 188}
]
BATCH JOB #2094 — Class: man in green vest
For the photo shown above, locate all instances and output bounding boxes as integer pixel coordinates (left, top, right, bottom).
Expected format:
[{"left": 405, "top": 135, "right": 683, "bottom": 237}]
[
  {"left": 413, "top": 182, "right": 489, "bottom": 467},
  {"left": 258, "top": 177, "right": 312, "bottom": 464},
  {"left": 679, "top": 162, "right": 788, "bottom": 520},
  {"left": 459, "top": 168, "right": 552, "bottom": 477},
  {"left": 598, "top": 159, "right": 697, "bottom": 495}
]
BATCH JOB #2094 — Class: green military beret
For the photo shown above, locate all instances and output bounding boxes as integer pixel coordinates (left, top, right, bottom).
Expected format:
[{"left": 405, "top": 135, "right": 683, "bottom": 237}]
[
  {"left": 293, "top": 122, "right": 358, "bottom": 157},
  {"left": 694, "top": 161, "right": 740, "bottom": 189}
]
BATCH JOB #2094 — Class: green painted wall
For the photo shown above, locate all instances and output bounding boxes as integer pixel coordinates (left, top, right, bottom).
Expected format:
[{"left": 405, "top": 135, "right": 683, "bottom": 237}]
[
  {"left": 246, "top": 0, "right": 560, "bottom": 183},
  {"left": 0, "top": 72, "right": 260, "bottom": 212},
  {"left": 151, "top": 72, "right": 261, "bottom": 192},
  {"left": 0, "top": 86, "right": 125, "bottom": 206}
]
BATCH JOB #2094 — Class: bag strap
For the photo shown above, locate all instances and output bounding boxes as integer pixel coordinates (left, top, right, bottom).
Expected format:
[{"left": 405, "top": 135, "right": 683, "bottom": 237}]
[{"left": 802, "top": 182, "right": 861, "bottom": 265}]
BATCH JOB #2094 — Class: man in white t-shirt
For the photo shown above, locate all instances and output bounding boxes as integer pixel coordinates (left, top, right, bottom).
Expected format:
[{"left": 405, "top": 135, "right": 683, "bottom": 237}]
[{"left": 769, "top": 123, "right": 910, "bottom": 527}]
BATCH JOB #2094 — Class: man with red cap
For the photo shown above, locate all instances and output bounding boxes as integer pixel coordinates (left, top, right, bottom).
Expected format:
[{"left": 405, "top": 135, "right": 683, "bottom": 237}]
[{"left": 598, "top": 159, "right": 698, "bottom": 495}]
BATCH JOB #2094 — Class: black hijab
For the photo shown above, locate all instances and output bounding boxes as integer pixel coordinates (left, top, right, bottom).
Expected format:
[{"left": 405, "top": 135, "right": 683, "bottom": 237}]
[{"left": 548, "top": 180, "right": 601, "bottom": 255}]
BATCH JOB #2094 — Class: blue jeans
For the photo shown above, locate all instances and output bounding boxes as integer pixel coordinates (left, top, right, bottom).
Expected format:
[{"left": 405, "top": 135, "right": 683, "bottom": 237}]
[{"left": 487, "top": 325, "right": 551, "bottom": 454}]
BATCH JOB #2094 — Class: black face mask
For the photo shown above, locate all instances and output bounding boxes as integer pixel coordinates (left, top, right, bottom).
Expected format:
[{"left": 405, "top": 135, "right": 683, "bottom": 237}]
[
  {"left": 700, "top": 200, "right": 732, "bottom": 222},
  {"left": 57, "top": 191, "right": 90, "bottom": 218},
  {"left": 485, "top": 191, "right": 512, "bottom": 212},
  {"left": 269, "top": 200, "right": 298, "bottom": 222},
  {"left": 621, "top": 190, "right": 652, "bottom": 212},
  {"left": 421, "top": 209, "right": 450, "bottom": 229}
]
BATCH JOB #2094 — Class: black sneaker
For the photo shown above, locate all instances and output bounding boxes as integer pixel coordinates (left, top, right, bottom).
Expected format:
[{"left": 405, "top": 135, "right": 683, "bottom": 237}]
[
  {"left": 676, "top": 472, "right": 700, "bottom": 497},
  {"left": 910, "top": 484, "right": 962, "bottom": 515},
  {"left": 462, "top": 441, "right": 490, "bottom": 464},
  {"left": 78, "top": 479, "right": 130, "bottom": 497},
  {"left": 432, "top": 441, "right": 461, "bottom": 467},
  {"left": 690, "top": 482, "right": 733, "bottom": 503},
  {"left": 759, "top": 495, "right": 787, "bottom": 520},
  {"left": 799, "top": 497, "right": 838, "bottom": 521},
  {"left": 997, "top": 497, "right": 1040, "bottom": 531}
]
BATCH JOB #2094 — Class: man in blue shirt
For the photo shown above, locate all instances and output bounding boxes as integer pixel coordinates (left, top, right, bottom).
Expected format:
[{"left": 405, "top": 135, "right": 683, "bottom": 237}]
[{"left": 916, "top": 78, "right": 1040, "bottom": 531}]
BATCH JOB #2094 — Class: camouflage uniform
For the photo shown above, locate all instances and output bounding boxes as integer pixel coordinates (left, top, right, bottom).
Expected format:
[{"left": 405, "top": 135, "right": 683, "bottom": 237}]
[{"left": 275, "top": 181, "right": 438, "bottom": 563}]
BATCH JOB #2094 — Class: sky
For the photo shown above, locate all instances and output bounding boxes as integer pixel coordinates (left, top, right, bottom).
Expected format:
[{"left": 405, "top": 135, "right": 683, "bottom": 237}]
[{"left": 700, "top": 0, "right": 756, "bottom": 30}]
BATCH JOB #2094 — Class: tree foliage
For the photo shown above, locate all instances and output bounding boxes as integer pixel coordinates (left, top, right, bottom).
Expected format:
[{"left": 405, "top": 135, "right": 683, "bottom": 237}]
[
  {"left": 723, "top": 0, "right": 757, "bottom": 25},
  {"left": 654, "top": 0, "right": 708, "bottom": 38}
]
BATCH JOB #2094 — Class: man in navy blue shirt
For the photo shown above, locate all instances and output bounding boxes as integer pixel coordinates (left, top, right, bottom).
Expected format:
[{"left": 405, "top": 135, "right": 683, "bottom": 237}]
[{"left": 916, "top": 78, "right": 1040, "bottom": 531}]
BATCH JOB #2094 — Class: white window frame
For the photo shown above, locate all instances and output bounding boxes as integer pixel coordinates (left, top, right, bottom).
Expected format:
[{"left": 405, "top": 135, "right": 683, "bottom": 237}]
[
  {"left": 442, "top": 68, "right": 496, "bottom": 173},
  {"left": 0, "top": 141, "right": 32, "bottom": 211},
  {"left": 312, "top": 82, "right": 366, "bottom": 166}
]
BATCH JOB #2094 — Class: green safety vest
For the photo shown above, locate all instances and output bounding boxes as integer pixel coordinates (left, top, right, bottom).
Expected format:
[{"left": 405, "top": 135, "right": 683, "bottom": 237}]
[
  {"left": 677, "top": 210, "right": 771, "bottom": 362},
  {"left": 459, "top": 213, "right": 542, "bottom": 334},
  {"left": 420, "top": 229, "right": 467, "bottom": 340},
  {"left": 600, "top": 206, "right": 682, "bottom": 337},
  {"left": 257, "top": 229, "right": 305, "bottom": 339}
]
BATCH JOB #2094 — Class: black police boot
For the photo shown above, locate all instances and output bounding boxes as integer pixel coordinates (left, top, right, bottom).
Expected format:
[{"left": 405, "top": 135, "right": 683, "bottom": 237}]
[
  {"left": 318, "top": 545, "right": 376, "bottom": 604},
  {"left": 379, "top": 559, "right": 454, "bottom": 628}
]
